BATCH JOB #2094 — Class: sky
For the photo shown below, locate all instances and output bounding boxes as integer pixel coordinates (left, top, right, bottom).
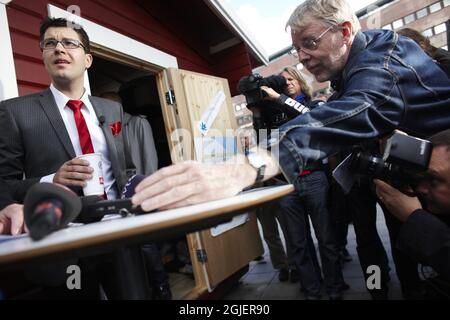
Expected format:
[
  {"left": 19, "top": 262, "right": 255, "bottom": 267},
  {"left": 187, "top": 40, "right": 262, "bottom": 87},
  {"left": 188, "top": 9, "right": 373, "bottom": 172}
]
[{"left": 223, "top": 0, "right": 380, "bottom": 55}]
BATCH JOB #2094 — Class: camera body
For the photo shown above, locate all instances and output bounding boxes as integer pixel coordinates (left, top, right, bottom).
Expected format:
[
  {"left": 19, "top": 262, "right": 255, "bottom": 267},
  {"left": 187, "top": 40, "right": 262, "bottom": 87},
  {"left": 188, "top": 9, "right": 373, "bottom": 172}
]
[
  {"left": 349, "top": 132, "right": 432, "bottom": 187},
  {"left": 238, "top": 73, "right": 291, "bottom": 130},
  {"left": 238, "top": 73, "right": 286, "bottom": 108}
]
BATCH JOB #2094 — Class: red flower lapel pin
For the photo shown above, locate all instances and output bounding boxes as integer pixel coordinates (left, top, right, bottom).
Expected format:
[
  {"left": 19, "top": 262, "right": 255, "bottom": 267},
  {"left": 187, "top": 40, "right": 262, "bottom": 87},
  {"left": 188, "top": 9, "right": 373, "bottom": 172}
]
[{"left": 109, "top": 121, "right": 122, "bottom": 136}]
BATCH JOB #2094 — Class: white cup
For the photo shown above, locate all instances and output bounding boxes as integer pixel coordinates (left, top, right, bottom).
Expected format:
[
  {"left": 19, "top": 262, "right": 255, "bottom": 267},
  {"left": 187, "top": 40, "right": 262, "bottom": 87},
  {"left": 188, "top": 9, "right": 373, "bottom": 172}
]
[{"left": 76, "top": 153, "right": 105, "bottom": 196}]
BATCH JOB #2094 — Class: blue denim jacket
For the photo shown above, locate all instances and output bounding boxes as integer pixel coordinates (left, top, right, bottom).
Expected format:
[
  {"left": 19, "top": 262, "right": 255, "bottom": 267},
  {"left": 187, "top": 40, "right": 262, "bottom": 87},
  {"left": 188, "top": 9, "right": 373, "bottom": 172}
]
[{"left": 272, "top": 29, "right": 450, "bottom": 183}]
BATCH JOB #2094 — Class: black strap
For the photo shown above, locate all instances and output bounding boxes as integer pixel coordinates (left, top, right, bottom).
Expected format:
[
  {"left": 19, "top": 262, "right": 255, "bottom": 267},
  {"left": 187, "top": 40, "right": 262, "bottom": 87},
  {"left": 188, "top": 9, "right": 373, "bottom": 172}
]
[{"left": 122, "top": 118, "right": 137, "bottom": 178}]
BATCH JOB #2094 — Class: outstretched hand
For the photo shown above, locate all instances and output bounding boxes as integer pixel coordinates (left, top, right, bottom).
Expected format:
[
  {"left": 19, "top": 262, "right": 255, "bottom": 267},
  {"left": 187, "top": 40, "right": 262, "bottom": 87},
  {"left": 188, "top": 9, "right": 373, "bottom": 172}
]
[
  {"left": 0, "top": 204, "right": 25, "bottom": 235},
  {"left": 132, "top": 159, "right": 256, "bottom": 212}
]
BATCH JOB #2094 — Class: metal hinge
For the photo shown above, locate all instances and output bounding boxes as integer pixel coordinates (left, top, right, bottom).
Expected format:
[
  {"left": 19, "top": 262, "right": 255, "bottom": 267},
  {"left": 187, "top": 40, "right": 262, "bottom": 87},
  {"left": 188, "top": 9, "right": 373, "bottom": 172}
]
[
  {"left": 196, "top": 249, "right": 208, "bottom": 263},
  {"left": 165, "top": 90, "right": 176, "bottom": 105}
]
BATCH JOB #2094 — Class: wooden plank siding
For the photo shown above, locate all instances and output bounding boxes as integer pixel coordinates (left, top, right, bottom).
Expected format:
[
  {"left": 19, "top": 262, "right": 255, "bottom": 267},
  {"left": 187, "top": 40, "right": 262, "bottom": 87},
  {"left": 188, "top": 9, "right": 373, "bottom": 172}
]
[
  {"left": 7, "top": 0, "right": 254, "bottom": 96},
  {"left": 212, "top": 42, "right": 253, "bottom": 95}
]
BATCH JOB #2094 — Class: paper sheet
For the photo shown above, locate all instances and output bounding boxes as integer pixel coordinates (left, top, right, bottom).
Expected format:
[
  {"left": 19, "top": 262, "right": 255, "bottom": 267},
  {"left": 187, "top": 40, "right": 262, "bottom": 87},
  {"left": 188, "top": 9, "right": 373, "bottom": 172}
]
[
  {"left": 332, "top": 154, "right": 357, "bottom": 194},
  {"left": 210, "top": 213, "right": 249, "bottom": 237},
  {"left": 198, "top": 91, "right": 226, "bottom": 136}
]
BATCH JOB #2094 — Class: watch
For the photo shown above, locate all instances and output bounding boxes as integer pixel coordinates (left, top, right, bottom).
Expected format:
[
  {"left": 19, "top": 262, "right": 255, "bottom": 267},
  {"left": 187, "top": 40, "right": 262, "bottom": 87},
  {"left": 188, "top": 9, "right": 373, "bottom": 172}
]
[{"left": 247, "top": 152, "right": 266, "bottom": 184}]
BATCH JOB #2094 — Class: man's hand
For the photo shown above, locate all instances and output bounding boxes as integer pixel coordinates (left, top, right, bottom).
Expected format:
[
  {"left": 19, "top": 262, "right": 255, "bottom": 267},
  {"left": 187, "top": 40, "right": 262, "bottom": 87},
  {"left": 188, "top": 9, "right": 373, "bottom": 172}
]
[
  {"left": 0, "top": 204, "right": 25, "bottom": 235},
  {"left": 53, "top": 158, "right": 93, "bottom": 187},
  {"left": 260, "top": 86, "right": 280, "bottom": 101},
  {"left": 132, "top": 159, "right": 257, "bottom": 212},
  {"left": 374, "top": 179, "right": 422, "bottom": 222}
]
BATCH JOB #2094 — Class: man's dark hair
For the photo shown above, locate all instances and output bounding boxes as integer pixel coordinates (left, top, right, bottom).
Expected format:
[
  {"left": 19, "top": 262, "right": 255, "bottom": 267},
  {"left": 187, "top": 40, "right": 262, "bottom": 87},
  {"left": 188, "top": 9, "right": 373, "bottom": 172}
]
[
  {"left": 430, "top": 129, "right": 450, "bottom": 151},
  {"left": 39, "top": 17, "right": 90, "bottom": 53}
]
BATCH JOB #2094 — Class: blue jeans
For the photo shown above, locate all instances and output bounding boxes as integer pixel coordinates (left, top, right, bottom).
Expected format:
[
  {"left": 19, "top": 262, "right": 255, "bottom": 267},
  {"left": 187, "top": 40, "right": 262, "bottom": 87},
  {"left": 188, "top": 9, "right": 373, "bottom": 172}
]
[{"left": 279, "top": 171, "right": 344, "bottom": 296}]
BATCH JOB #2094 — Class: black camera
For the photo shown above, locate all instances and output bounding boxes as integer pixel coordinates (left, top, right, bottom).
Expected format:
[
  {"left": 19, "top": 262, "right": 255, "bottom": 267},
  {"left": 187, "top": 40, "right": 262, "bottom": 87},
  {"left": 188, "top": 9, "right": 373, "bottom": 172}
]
[
  {"left": 237, "top": 73, "right": 286, "bottom": 108},
  {"left": 238, "top": 73, "right": 292, "bottom": 131},
  {"left": 349, "top": 132, "right": 433, "bottom": 188}
]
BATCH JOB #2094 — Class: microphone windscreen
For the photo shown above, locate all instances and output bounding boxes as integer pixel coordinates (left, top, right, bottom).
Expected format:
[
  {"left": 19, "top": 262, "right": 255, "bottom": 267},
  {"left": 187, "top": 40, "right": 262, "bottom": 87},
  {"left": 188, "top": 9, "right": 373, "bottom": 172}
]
[
  {"left": 121, "top": 174, "right": 145, "bottom": 199},
  {"left": 77, "top": 195, "right": 104, "bottom": 223},
  {"left": 24, "top": 183, "right": 82, "bottom": 236}
]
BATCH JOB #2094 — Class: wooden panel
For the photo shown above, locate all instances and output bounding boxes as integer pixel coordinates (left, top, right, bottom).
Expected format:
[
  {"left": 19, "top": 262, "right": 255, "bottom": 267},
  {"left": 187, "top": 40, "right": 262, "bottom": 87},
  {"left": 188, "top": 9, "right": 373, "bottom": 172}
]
[
  {"left": 17, "top": 81, "right": 48, "bottom": 96},
  {"left": 178, "top": 71, "right": 237, "bottom": 141},
  {"left": 164, "top": 68, "right": 263, "bottom": 288},
  {"left": 164, "top": 68, "right": 240, "bottom": 163},
  {"left": 186, "top": 233, "right": 208, "bottom": 296},
  {"left": 213, "top": 43, "right": 253, "bottom": 96},
  {"left": 163, "top": 68, "right": 196, "bottom": 163},
  {"left": 7, "top": 5, "right": 43, "bottom": 37},
  {"left": 13, "top": 58, "right": 50, "bottom": 87},
  {"left": 177, "top": 59, "right": 214, "bottom": 75},
  {"left": 10, "top": 31, "right": 42, "bottom": 62},
  {"left": 203, "top": 212, "right": 263, "bottom": 287}
]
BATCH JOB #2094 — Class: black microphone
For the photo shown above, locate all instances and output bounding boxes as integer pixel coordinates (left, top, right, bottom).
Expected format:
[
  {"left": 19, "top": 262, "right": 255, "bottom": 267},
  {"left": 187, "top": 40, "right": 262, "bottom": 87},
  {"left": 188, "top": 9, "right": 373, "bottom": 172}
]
[
  {"left": 79, "top": 175, "right": 147, "bottom": 218},
  {"left": 24, "top": 183, "right": 82, "bottom": 241},
  {"left": 98, "top": 115, "right": 106, "bottom": 126},
  {"left": 121, "top": 174, "right": 145, "bottom": 199}
]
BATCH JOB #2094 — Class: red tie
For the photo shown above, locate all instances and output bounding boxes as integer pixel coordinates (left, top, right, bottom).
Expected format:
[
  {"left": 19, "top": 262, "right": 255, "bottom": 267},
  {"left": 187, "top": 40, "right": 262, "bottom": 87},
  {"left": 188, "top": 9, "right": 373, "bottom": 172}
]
[
  {"left": 67, "top": 100, "right": 108, "bottom": 199},
  {"left": 67, "top": 100, "right": 94, "bottom": 154}
]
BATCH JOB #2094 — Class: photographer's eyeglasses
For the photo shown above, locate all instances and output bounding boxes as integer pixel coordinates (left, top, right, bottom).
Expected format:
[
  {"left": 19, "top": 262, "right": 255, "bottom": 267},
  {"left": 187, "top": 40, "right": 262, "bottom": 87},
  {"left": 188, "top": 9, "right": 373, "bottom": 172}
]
[
  {"left": 289, "top": 25, "right": 334, "bottom": 57},
  {"left": 40, "top": 39, "right": 86, "bottom": 51}
]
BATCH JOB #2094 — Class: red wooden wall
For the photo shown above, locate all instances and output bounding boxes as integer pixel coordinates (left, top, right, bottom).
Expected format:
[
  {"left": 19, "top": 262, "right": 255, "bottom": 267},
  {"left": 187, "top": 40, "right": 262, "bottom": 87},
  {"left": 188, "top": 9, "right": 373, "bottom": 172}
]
[
  {"left": 212, "top": 42, "right": 253, "bottom": 97},
  {"left": 6, "top": 0, "right": 254, "bottom": 96}
]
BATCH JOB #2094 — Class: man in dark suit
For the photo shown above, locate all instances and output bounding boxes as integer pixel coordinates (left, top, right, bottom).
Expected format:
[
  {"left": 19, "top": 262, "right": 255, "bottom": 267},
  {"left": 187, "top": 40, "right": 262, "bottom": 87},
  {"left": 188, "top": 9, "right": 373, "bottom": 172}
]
[
  {"left": 0, "top": 17, "right": 127, "bottom": 202},
  {"left": 0, "top": 17, "right": 129, "bottom": 299}
]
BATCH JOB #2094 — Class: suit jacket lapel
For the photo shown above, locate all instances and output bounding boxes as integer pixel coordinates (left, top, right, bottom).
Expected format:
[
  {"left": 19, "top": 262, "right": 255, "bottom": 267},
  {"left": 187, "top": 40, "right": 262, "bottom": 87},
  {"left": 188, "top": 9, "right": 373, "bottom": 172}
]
[
  {"left": 89, "top": 96, "right": 120, "bottom": 174},
  {"left": 39, "top": 89, "right": 76, "bottom": 158}
]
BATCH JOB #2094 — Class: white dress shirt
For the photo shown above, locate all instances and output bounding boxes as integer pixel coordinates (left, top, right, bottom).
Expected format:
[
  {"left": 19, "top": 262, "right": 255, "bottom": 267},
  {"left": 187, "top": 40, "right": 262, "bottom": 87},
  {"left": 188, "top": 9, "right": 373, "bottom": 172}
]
[{"left": 40, "top": 84, "right": 118, "bottom": 199}]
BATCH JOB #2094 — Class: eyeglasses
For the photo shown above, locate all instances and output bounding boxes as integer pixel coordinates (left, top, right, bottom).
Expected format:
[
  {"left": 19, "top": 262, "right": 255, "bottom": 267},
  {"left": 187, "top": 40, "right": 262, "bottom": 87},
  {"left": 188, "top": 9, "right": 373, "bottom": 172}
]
[
  {"left": 289, "top": 25, "right": 335, "bottom": 57},
  {"left": 40, "top": 39, "right": 86, "bottom": 51}
]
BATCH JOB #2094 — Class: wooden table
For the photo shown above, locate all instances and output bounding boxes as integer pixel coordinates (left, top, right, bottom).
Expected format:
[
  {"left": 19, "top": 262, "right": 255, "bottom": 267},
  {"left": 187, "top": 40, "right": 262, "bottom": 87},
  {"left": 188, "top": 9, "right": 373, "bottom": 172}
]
[{"left": 0, "top": 185, "right": 294, "bottom": 270}]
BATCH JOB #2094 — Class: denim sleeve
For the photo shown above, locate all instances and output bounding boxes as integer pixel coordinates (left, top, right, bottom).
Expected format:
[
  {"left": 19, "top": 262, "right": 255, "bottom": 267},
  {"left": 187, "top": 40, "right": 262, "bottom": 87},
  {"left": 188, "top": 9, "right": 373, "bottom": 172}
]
[{"left": 268, "top": 67, "right": 403, "bottom": 183}]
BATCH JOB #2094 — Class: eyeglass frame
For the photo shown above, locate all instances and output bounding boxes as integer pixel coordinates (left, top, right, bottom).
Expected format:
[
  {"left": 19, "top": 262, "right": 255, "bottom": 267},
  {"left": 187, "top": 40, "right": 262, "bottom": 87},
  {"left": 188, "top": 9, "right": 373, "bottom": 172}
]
[
  {"left": 40, "top": 38, "right": 87, "bottom": 51},
  {"left": 289, "top": 24, "right": 336, "bottom": 56}
]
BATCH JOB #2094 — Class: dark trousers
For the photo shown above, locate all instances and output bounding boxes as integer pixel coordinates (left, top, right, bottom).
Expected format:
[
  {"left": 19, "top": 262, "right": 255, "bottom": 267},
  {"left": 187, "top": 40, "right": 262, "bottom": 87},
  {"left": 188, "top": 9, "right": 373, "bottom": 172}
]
[
  {"left": 141, "top": 243, "right": 170, "bottom": 289},
  {"left": 25, "top": 255, "right": 123, "bottom": 299},
  {"left": 279, "top": 171, "right": 344, "bottom": 296},
  {"left": 347, "top": 180, "right": 390, "bottom": 297},
  {"left": 328, "top": 181, "right": 351, "bottom": 252},
  {"left": 25, "top": 247, "right": 153, "bottom": 300},
  {"left": 257, "top": 200, "right": 296, "bottom": 270}
]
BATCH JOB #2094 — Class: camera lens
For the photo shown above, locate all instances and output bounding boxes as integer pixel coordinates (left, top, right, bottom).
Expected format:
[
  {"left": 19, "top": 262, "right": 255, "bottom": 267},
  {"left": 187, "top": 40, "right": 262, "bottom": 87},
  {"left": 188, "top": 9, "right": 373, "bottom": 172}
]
[{"left": 349, "top": 151, "right": 388, "bottom": 178}]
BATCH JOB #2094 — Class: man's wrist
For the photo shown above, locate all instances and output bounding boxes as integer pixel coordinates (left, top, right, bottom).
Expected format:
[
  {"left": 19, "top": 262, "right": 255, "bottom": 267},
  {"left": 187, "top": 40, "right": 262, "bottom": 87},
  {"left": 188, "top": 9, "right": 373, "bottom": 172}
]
[{"left": 229, "top": 154, "right": 258, "bottom": 188}]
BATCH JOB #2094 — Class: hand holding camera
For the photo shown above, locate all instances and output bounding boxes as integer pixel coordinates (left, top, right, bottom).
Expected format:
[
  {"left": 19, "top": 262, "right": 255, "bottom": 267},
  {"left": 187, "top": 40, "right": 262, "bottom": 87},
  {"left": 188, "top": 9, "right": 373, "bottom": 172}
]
[
  {"left": 374, "top": 179, "right": 422, "bottom": 222},
  {"left": 237, "top": 73, "right": 309, "bottom": 130},
  {"left": 237, "top": 73, "right": 286, "bottom": 108},
  {"left": 260, "top": 86, "right": 280, "bottom": 101}
]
